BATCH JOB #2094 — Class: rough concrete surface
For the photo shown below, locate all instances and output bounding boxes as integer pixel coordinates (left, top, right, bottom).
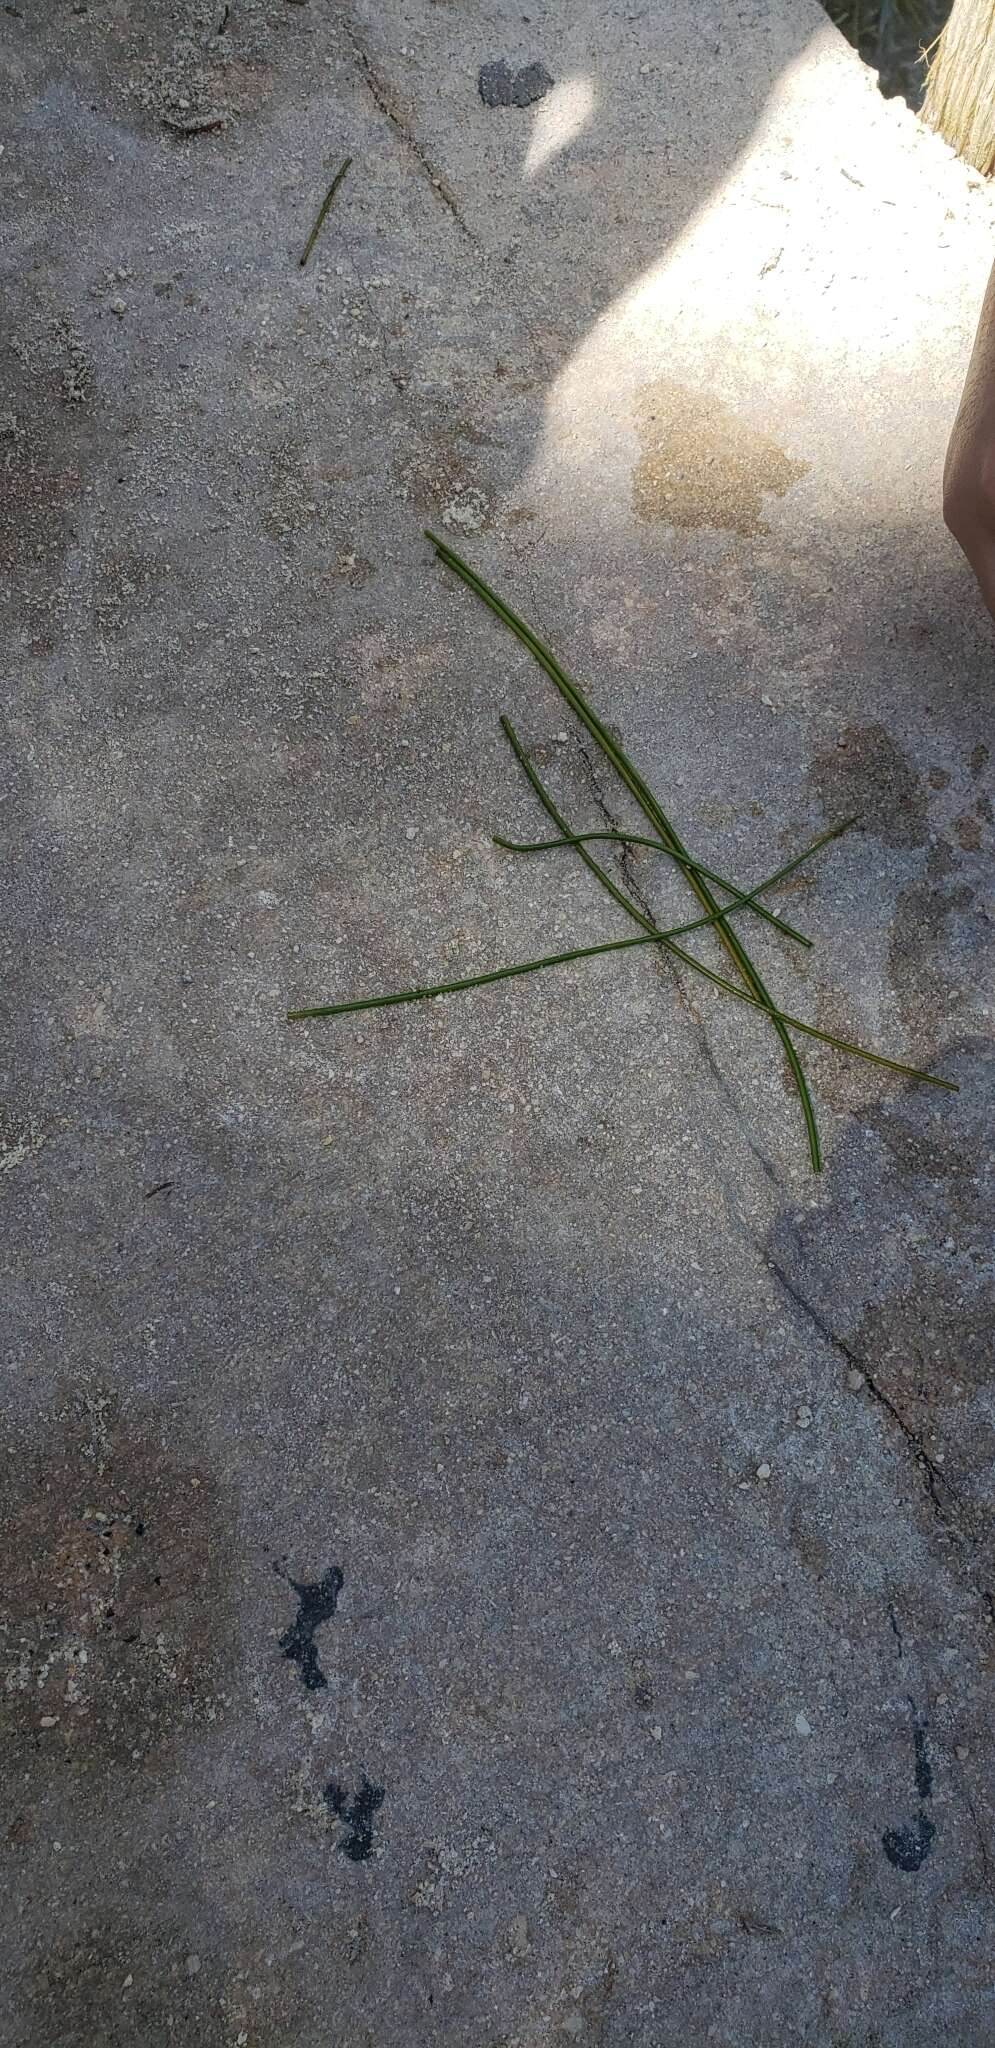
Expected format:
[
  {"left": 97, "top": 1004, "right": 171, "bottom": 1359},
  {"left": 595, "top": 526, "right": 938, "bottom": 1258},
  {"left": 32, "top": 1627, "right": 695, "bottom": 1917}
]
[{"left": 1, "top": 1, "right": 993, "bottom": 2042}]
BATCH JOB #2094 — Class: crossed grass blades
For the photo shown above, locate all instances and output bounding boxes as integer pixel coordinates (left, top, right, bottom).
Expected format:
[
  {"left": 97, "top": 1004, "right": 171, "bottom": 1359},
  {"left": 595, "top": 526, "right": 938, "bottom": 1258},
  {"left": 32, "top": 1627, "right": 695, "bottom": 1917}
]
[{"left": 288, "top": 535, "right": 956, "bottom": 1171}]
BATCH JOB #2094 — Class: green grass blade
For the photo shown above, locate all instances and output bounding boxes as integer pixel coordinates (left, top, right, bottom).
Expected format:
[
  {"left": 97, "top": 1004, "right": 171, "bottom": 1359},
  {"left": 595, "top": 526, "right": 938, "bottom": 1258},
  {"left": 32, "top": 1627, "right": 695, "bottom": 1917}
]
[
  {"left": 499, "top": 714, "right": 664, "bottom": 936},
  {"left": 427, "top": 531, "right": 823, "bottom": 1170},
  {"left": 495, "top": 819, "right": 857, "bottom": 947},
  {"left": 287, "top": 926, "right": 958, "bottom": 1095},
  {"left": 498, "top": 717, "right": 837, "bottom": 951},
  {"left": 289, "top": 886, "right": 812, "bottom": 1026},
  {"left": 299, "top": 156, "right": 352, "bottom": 268}
]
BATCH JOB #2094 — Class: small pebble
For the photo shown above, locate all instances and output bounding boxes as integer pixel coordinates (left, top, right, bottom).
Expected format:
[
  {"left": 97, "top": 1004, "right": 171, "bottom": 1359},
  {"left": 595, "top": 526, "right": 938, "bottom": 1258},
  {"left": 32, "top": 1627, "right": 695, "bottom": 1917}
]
[
  {"left": 507, "top": 1912, "right": 530, "bottom": 1956},
  {"left": 847, "top": 1368, "right": 865, "bottom": 1391},
  {"left": 796, "top": 1404, "right": 812, "bottom": 1429},
  {"left": 651, "top": 1724, "right": 662, "bottom": 1741},
  {"left": 110, "top": 299, "right": 126, "bottom": 318},
  {"left": 795, "top": 1711, "right": 812, "bottom": 1736},
  {"left": 756, "top": 1461, "right": 772, "bottom": 1482},
  {"left": 956, "top": 1744, "right": 970, "bottom": 1761},
  {"left": 185, "top": 1955, "right": 201, "bottom": 1977},
  {"left": 39, "top": 1715, "right": 58, "bottom": 1728},
  {"left": 405, "top": 826, "right": 417, "bottom": 840},
  {"left": 556, "top": 730, "right": 568, "bottom": 743}
]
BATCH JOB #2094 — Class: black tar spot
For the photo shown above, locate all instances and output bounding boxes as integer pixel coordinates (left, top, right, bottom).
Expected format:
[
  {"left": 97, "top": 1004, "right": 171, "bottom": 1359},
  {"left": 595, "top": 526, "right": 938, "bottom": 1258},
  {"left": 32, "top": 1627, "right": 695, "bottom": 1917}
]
[
  {"left": 276, "top": 1564, "right": 343, "bottom": 1691},
  {"left": 881, "top": 1698, "right": 935, "bottom": 1871},
  {"left": 325, "top": 1774, "right": 385, "bottom": 1862},
  {"left": 883, "top": 1814, "right": 936, "bottom": 1872}
]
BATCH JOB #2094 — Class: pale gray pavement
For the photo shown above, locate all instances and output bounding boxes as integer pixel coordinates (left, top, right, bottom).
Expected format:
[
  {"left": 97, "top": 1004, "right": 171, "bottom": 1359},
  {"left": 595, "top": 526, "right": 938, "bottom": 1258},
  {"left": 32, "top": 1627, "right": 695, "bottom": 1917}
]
[{"left": 1, "top": 3, "right": 993, "bottom": 2042}]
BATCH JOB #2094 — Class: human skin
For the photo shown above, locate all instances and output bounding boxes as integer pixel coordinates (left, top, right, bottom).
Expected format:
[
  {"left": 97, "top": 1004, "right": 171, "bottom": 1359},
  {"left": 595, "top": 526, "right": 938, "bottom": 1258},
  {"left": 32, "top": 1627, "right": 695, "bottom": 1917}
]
[{"left": 944, "top": 255, "right": 995, "bottom": 621}]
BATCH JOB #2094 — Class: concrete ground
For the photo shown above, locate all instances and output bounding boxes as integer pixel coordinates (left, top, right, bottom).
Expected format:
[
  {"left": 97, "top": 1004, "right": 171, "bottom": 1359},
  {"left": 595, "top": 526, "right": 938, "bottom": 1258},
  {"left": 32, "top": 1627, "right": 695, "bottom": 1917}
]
[{"left": 1, "top": 2, "right": 993, "bottom": 2042}]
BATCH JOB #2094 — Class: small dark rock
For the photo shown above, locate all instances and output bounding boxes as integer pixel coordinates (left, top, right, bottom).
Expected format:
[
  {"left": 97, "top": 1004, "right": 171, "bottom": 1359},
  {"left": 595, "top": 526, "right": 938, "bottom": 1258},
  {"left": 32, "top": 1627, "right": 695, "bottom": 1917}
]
[
  {"left": 478, "top": 59, "right": 553, "bottom": 108},
  {"left": 511, "top": 60, "right": 553, "bottom": 106},
  {"left": 479, "top": 60, "right": 514, "bottom": 106}
]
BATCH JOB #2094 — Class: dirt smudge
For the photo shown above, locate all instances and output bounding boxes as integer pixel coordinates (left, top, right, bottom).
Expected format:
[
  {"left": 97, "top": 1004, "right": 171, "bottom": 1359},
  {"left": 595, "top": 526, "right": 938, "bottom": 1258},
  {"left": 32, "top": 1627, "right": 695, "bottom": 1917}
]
[
  {"left": 809, "top": 722, "right": 928, "bottom": 849},
  {"left": 0, "top": 1387, "right": 238, "bottom": 1823},
  {"left": 631, "top": 379, "right": 808, "bottom": 535},
  {"left": 853, "top": 1276, "right": 991, "bottom": 1420},
  {"left": 887, "top": 850, "right": 974, "bottom": 1053},
  {"left": 18, "top": 1914, "right": 311, "bottom": 2048}
]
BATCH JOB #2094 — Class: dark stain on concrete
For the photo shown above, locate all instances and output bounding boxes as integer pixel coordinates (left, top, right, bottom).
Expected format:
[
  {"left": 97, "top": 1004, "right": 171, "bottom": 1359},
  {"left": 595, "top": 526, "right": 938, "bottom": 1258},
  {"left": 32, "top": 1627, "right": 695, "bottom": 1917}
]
[
  {"left": 17, "top": 1914, "right": 309, "bottom": 2048},
  {"left": 632, "top": 379, "right": 808, "bottom": 535},
  {"left": 808, "top": 722, "right": 928, "bottom": 848},
  {"left": 852, "top": 1275, "right": 991, "bottom": 1421},
  {"left": 862, "top": 1091, "right": 989, "bottom": 1226},
  {"left": 0, "top": 1390, "right": 237, "bottom": 1821},
  {"left": 882, "top": 1701, "right": 935, "bottom": 1872},
  {"left": 0, "top": 339, "right": 95, "bottom": 651},
  {"left": 631, "top": 1656, "right": 654, "bottom": 1710},
  {"left": 94, "top": 548, "right": 174, "bottom": 637},
  {"left": 325, "top": 1773, "right": 385, "bottom": 1861},
  {"left": 913, "top": 1713, "right": 933, "bottom": 1800},
  {"left": 277, "top": 1563, "right": 343, "bottom": 1690},
  {"left": 955, "top": 810, "right": 982, "bottom": 852},
  {"left": 886, "top": 852, "right": 975, "bottom": 1054}
]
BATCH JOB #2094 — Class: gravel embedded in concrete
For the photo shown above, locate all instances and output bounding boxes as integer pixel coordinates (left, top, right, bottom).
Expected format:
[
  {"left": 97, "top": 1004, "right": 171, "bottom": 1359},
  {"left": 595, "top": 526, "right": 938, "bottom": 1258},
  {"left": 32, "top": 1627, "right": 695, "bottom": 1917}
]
[{"left": 1, "top": 0, "right": 993, "bottom": 2041}]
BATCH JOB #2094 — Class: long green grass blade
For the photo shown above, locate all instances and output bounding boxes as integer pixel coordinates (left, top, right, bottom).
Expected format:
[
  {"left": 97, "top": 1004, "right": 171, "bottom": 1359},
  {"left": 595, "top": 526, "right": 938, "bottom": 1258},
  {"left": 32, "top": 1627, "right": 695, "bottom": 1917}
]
[
  {"left": 287, "top": 926, "right": 957, "bottom": 1095},
  {"left": 289, "top": 883, "right": 810, "bottom": 1025},
  {"left": 427, "top": 531, "right": 823, "bottom": 1169}
]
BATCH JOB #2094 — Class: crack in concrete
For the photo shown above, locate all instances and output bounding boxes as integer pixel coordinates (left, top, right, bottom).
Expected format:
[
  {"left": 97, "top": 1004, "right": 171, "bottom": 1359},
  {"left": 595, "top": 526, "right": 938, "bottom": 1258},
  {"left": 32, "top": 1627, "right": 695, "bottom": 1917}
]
[
  {"left": 575, "top": 731, "right": 652, "bottom": 914},
  {"left": 572, "top": 732, "right": 782, "bottom": 1190},
  {"left": 342, "top": 17, "right": 477, "bottom": 245},
  {"left": 958, "top": 1778, "right": 995, "bottom": 1894},
  {"left": 766, "top": 1255, "right": 961, "bottom": 1526}
]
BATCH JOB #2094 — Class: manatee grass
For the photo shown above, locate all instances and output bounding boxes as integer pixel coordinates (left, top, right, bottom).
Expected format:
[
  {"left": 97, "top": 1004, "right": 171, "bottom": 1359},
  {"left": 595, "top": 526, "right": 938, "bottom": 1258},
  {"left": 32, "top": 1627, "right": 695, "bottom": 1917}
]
[
  {"left": 287, "top": 541, "right": 959, "bottom": 1162},
  {"left": 426, "top": 532, "right": 824, "bottom": 1169}
]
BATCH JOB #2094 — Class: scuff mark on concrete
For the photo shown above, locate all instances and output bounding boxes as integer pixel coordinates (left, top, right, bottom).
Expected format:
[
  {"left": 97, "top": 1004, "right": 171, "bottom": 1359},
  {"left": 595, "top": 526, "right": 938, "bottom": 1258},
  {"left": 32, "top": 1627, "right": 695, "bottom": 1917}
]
[{"left": 0, "top": 1124, "right": 47, "bottom": 1173}]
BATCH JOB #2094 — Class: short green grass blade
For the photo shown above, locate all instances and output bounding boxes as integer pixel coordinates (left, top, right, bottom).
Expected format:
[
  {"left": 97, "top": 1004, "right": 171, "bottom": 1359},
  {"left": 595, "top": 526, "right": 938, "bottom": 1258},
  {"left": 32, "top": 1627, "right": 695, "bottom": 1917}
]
[
  {"left": 299, "top": 156, "right": 352, "bottom": 268},
  {"left": 495, "top": 820, "right": 859, "bottom": 950}
]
